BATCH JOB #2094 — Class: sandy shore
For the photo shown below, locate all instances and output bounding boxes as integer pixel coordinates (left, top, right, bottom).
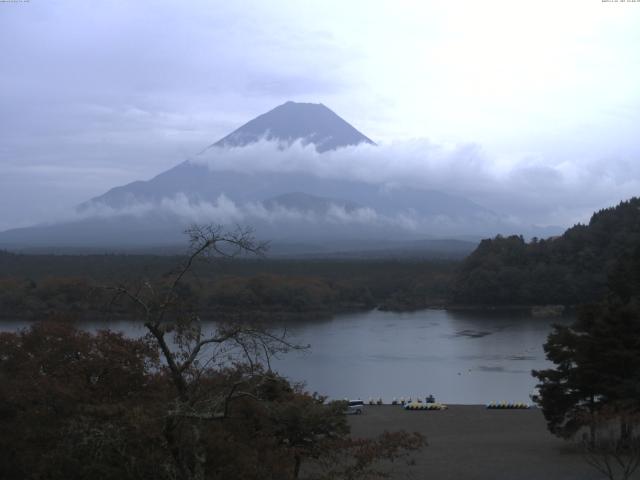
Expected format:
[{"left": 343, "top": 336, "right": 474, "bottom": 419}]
[{"left": 348, "top": 405, "right": 604, "bottom": 480}]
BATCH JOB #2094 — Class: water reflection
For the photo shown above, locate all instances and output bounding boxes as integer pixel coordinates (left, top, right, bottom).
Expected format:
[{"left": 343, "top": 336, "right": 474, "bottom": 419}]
[
  {"left": 270, "top": 309, "right": 572, "bottom": 404},
  {"left": 0, "top": 309, "right": 572, "bottom": 404}
]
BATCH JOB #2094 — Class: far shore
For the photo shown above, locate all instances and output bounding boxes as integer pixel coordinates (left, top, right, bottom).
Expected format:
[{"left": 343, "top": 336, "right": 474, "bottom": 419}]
[{"left": 0, "top": 303, "right": 575, "bottom": 324}]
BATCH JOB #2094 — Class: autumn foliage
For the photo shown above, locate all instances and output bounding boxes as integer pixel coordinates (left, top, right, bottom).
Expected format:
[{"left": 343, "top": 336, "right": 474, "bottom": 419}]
[{"left": 0, "top": 322, "right": 424, "bottom": 480}]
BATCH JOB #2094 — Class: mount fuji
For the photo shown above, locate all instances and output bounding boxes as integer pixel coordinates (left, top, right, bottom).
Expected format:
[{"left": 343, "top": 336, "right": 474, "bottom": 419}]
[{"left": 0, "top": 102, "right": 534, "bottom": 254}]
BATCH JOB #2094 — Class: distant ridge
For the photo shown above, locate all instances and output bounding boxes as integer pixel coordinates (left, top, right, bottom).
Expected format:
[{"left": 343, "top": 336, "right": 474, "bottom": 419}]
[{"left": 208, "top": 101, "right": 375, "bottom": 152}]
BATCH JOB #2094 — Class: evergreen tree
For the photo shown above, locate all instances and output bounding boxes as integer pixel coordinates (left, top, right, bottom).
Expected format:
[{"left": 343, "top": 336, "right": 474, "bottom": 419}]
[
  {"left": 454, "top": 197, "right": 640, "bottom": 306},
  {"left": 533, "top": 246, "right": 640, "bottom": 442}
]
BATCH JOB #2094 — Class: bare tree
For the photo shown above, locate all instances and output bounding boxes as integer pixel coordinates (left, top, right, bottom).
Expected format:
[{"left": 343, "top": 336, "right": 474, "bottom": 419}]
[
  {"left": 109, "top": 224, "right": 304, "bottom": 480},
  {"left": 581, "top": 408, "right": 640, "bottom": 480}
]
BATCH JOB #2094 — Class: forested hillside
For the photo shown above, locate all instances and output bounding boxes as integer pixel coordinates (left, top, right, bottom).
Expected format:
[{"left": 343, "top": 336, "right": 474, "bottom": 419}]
[
  {"left": 0, "top": 253, "right": 454, "bottom": 320},
  {"left": 453, "top": 197, "right": 640, "bottom": 306}
]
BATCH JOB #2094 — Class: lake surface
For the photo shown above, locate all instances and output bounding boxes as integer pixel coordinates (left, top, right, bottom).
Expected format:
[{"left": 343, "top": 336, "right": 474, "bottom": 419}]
[{"left": 0, "top": 309, "right": 570, "bottom": 404}]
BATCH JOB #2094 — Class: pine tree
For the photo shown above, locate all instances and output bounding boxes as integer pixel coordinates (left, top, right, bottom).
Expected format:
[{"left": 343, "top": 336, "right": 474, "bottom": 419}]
[{"left": 533, "top": 246, "right": 640, "bottom": 453}]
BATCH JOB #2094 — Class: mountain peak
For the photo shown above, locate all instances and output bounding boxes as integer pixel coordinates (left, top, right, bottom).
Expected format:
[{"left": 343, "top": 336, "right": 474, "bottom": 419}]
[{"left": 211, "top": 101, "right": 375, "bottom": 152}]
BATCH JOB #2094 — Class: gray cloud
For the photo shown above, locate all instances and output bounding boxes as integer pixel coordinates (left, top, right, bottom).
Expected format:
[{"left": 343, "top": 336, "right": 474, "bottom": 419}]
[
  {"left": 74, "top": 191, "right": 516, "bottom": 242},
  {"left": 193, "top": 139, "right": 640, "bottom": 228},
  {"left": 76, "top": 193, "right": 417, "bottom": 232}
]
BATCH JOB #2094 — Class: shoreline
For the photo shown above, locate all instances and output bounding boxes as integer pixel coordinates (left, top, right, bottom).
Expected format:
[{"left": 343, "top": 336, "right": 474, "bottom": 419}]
[{"left": 0, "top": 303, "right": 575, "bottom": 324}]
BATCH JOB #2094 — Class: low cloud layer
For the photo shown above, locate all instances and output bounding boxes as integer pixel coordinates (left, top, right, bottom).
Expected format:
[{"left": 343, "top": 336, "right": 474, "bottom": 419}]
[
  {"left": 10, "top": 137, "right": 639, "bottom": 238},
  {"left": 192, "top": 139, "right": 640, "bottom": 228},
  {"left": 79, "top": 193, "right": 421, "bottom": 233}
]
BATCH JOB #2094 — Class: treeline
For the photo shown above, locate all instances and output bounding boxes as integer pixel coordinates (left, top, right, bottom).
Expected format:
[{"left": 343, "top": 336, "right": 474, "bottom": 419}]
[
  {"left": 5, "top": 196, "right": 640, "bottom": 315},
  {"left": 453, "top": 197, "right": 640, "bottom": 306},
  {"left": 0, "top": 254, "right": 456, "bottom": 320}
]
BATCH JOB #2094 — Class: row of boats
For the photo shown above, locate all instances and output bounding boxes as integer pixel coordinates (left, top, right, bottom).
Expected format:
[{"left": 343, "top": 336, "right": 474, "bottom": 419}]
[
  {"left": 389, "top": 395, "right": 436, "bottom": 405},
  {"left": 353, "top": 397, "right": 533, "bottom": 410},
  {"left": 486, "top": 402, "right": 531, "bottom": 409},
  {"left": 404, "top": 402, "right": 448, "bottom": 410}
]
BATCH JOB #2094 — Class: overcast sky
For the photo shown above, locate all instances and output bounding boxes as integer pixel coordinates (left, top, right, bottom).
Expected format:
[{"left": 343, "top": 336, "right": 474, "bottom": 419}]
[{"left": 1, "top": 0, "right": 639, "bottom": 231}]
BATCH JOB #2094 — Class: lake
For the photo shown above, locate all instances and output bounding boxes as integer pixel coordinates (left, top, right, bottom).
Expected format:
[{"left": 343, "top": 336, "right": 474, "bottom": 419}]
[{"left": 0, "top": 308, "right": 569, "bottom": 404}]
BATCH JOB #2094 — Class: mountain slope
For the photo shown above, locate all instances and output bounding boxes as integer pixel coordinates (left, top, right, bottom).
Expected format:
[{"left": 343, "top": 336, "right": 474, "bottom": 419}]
[
  {"left": 452, "top": 197, "right": 640, "bottom": 306},
  {"left": 209, "top": 101, "right": 375, "bottom": 152},
  {"left": 262, "top": 192, "right": 361, "bottom": 214},
  {"left": 82, "top": 163, "right": 494, "bottom": 218},
  {"left": 79, "top": 101, "right": 375, "bottom": 211}
]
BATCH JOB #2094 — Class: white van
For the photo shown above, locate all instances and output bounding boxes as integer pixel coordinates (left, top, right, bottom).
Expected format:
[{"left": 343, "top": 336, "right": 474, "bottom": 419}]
[{"left": 346, "top": 399, "right": 364, "bottom": 415}]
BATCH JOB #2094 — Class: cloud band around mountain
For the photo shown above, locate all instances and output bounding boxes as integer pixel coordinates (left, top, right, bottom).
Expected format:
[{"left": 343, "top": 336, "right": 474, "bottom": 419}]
[{"left": 192, "top": 138, "right": 640, "bottom": 228}]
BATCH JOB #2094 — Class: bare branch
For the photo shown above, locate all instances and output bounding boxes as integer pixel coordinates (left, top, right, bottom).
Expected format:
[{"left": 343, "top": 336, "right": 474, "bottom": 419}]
[
  {"left": 106, "top": 284, "right": 151, "bottom": 322},
  {"left": 178, "top": 328, "right": 243, "bottom": 374}
]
